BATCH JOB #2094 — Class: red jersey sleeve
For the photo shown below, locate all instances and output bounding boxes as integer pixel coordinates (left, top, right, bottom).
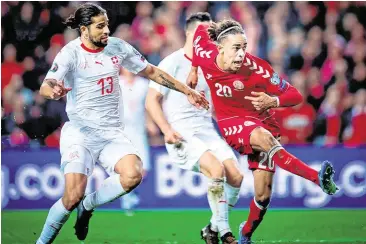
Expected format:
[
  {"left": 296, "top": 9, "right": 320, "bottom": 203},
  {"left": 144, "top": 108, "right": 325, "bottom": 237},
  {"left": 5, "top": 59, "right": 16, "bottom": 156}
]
[
  {"left": 192, "top": 23, "right": 217, "bottom": 68},
  {"left": 258, "top": 59, "right": 303, "bottom": 107}
]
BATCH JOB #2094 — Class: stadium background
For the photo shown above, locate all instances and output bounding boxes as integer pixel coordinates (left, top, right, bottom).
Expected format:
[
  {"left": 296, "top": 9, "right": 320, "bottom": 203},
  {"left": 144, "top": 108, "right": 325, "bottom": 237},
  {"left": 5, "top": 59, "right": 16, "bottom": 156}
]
[{"left": 1, "top": 1, "right": 366, "bottom": 243}]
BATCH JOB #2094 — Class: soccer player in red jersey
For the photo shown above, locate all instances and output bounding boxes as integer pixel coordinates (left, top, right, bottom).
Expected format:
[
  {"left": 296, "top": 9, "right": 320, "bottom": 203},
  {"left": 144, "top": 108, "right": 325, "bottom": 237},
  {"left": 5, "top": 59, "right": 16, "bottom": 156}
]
[{"left": 186, "top": 19, "right": 338, "bottom": 243}]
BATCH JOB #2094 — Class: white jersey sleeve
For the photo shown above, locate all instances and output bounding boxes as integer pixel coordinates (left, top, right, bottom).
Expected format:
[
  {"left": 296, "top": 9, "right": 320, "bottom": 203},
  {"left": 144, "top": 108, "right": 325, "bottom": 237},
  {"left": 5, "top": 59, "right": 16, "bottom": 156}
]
[
  {"left": 148, "top": 56, "right": 175, "bottom": 96},
  {"left": 45, "top": 46, "right": 75, "bottom": 82},
  {"left": 119, "top": 40, "right": 148, "bottom": 75}
]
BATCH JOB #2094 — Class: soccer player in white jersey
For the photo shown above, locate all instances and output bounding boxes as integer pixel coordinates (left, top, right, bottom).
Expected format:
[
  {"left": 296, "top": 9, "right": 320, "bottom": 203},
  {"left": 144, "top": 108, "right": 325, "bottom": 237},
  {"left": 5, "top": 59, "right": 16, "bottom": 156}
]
[
  {"left": 146, "top": 13, "right": 243, "bottom": 244},
  {"left": 35, "top": 4, "right": 208, "bottom": 244}
]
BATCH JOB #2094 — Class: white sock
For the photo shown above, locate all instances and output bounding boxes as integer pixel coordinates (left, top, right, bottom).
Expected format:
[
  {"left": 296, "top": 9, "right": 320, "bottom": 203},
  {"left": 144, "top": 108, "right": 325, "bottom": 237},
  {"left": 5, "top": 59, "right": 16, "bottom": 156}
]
[
  {"left": 36, "top": 199, "right": 70, "bottom": 244},
  {"left": 225, "top": 183, "right": 240, "bottom": 210},
  {"left": 210, "top": 215, "right": 219, "bottom": 232},
  {"left": 83, "top": 174, "right": 126, "bottom": 211},
  {"left": 207, "top": 178, "right": 230, "bottom": 237}
]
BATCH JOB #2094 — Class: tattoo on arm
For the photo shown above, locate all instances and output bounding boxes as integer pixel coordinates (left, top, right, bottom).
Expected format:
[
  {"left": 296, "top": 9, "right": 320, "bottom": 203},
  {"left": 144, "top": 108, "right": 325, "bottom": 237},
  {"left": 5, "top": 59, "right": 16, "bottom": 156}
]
[
  {"left": 44, "top": 79, "right": 57, "bottom": 88},
  {"left": 158, "top": 74, "right": 179, "bottom": 92}
]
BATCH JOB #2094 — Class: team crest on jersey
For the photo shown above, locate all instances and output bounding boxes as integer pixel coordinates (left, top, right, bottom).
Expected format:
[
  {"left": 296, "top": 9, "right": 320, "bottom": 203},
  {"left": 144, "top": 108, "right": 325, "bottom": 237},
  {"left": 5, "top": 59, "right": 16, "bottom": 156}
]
[
  {"left": 233, "top": 80, "right": 244, "bottom": 91},
  {"left": 111, "top": 56, "right": 119, "bottom": 64},
  {"left": 270, "top": 72, "right": 280, "bottom": 85},
  {"left": 50, "top": 63, "right": 58, "bottom": 72}
]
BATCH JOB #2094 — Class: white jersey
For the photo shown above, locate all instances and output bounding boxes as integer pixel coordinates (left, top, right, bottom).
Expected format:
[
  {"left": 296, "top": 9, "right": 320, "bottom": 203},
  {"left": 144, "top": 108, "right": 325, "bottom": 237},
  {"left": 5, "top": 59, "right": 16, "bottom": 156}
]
[
  {"left": 45, "top": 37, "right": 148, "bottom": 129},
  {"left": 119, "top": 75, "right": 149, "bottom": 133},
  {"left": 119, "top": 76, "right": 151, "bottom": 170},
  {"left": 149, "top": 49, "right": 212, "bottom": 128}
]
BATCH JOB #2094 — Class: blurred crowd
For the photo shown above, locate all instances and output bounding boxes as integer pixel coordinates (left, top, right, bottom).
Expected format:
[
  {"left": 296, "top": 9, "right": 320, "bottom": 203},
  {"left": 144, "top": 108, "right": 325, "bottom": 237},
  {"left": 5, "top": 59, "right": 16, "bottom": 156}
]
[{"left": 1, "top": 1, "right": 366, "bottom": 148}]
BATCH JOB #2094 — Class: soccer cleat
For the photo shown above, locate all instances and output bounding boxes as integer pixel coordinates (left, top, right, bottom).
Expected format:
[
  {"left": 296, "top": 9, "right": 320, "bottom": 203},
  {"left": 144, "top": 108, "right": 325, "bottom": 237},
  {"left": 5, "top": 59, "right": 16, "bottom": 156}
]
[
  {"left": 238, "top": 221, "right": 253, "bottom": 244},
  {"left": 74, "top": 200, "right": 94, "bottom": 241},
  {"left": 221, "top": 232, "right": 238, "bottom": 244},
  {"left": 200, "top": 224, "right": 219, "bottom": 244},
  {"left": 318, "top": 161, "right": 339, "bottom": 195}
]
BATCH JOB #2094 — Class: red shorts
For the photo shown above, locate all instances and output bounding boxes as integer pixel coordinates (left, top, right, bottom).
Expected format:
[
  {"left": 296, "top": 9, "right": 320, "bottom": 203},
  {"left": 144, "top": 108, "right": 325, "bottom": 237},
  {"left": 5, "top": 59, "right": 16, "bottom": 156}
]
[{"left": 218, "top": 116, "right": 281, "bottom": 172}]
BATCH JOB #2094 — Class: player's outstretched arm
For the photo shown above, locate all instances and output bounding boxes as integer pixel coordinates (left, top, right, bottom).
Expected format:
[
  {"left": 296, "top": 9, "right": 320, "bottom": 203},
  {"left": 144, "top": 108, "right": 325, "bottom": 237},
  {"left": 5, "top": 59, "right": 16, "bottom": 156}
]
[
  {"left": 139, "top": 64, "right": 209, "bottom": 110},
  {"left": 145, "top": 89, "right": 183, "bottom": 144},
  {"left": 40, "top": 79, "right": 72, "bottom": 100}
]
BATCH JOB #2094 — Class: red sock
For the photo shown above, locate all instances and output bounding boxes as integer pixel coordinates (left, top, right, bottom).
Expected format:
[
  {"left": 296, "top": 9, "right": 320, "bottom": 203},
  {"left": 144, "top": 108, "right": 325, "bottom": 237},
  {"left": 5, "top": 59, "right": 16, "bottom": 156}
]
[
  {"left": 242, "top": 199, "right": 267, "bottom": 237},
  {"left": 272, "top": 149, "right": 320, "bottom": 185}
]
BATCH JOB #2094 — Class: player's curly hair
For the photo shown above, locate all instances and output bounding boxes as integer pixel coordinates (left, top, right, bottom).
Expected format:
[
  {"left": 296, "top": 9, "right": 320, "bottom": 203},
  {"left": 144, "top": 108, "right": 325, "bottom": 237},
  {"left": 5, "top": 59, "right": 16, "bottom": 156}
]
[
  {"left": 64, "top": 3, "right": 106, "bottom": 30},
  {"left": 208, "top": 19, "right": 245, "bottom": 43}
]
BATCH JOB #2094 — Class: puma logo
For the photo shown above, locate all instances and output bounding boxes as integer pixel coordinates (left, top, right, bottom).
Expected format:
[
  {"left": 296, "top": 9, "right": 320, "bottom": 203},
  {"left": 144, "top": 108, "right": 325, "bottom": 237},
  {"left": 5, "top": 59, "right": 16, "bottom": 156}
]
[{"left": 95, "top": 61, "right": 103, "bottom": 66}]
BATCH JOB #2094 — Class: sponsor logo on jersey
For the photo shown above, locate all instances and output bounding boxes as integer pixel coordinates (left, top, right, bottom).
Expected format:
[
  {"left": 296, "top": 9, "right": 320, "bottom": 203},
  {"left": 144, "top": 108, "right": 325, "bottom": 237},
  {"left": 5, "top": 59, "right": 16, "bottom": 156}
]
[
  {"left": 270, "top": 72, "right": 280, "bottom": 85},
  {"left": 206, "top": 73, "right": 212, "bottom": 80},
  {"left": 244, "top": 121, "right": 256, "bottom": 126},
  {"left": 50, "top": 63, "right": 58, "bottom": 72},
  {"left": 233, "top": 80, "right": 244, "bottom": 91},
  {"left": 95, "top": 61, "right": 103, "bottom": 66}
]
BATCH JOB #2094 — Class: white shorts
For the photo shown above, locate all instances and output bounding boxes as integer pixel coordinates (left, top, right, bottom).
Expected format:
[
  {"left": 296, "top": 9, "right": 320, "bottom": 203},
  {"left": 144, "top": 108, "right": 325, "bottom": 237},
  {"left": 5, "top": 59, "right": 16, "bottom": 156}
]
[
  {"left": 165, "top": 125, "right": 237, "bottom": 172},
  {"left": 59, "top": 122, "right": 140, "bottom": 176},
  {"left": 123, "top": 128, "right": 150, "bottom": 171}
]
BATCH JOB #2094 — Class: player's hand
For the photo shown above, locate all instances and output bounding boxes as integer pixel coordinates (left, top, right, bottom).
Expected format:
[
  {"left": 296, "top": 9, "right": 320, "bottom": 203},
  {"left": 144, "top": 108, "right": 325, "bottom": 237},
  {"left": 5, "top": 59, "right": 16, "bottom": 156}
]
[
  {"left": 245, "top": 91, "right": 278, "bottom": 111},
  {"left": 51, "top": 81, "right": 72, "bottom": 100},
  {"left": 186, "top": 67, "right": 199, "bottom": 89},
  {"left": 186, "top": 88, "right": 210, "bottom": 110},
  {"left": 164, "top": 128, "right": 184, "bottom": 145}
]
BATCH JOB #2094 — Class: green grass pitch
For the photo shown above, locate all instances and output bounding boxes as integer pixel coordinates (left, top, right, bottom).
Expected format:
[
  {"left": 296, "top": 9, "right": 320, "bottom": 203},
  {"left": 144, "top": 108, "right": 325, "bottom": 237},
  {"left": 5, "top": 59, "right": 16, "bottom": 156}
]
[{"left": 2, "top": 209, "right": 366, "bottom": 244}]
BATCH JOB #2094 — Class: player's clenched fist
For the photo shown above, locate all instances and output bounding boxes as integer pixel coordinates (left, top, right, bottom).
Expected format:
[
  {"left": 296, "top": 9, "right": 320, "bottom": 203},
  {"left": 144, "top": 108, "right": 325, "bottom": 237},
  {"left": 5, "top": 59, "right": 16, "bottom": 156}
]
[
  {"left": 186, "top": 88, "right": 210, "bottom": 110},
  {"left": 51, "top": 81, "right": 72, "bottom": 99},
  {"left": 245, "top": 91, "right": 278, "bottom": 111}
]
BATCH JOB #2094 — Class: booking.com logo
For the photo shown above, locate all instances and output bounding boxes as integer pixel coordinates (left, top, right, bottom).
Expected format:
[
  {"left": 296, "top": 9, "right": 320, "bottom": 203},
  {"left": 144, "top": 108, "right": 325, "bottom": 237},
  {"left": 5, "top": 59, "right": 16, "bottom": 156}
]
[
  {"left": 155, "top": 154, "right": 366, "bottom": 208},
  {"left": 1, "top": 164, "right": 108, "bottom": 209},
  {"left": 1, "top": 154, "right": 366, "bottom": 209}
]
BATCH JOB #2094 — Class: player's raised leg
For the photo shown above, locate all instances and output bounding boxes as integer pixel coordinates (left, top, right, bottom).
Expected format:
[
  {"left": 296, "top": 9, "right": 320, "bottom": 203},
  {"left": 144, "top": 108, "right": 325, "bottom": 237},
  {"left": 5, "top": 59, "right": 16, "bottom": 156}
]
[
  {"left": 239, "top": 169, "right": 273, "bottom": 243},
  {"left": 75, "top": 154, "right": 143, "bottom": 240},
  {"left": 36, "top": 145, "right": 91, "bottom": 244},
  {"left": 199, "top": 151, "right": 237, "bottom": 244},
  {"left": 250, "top": 127, "right": 338, "bottom": 195}
]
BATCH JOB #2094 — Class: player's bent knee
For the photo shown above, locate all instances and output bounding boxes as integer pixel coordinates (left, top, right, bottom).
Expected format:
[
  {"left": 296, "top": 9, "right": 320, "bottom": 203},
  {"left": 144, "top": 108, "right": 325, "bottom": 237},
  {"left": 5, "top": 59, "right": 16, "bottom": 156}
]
[
  {"left": 251, "top": 127, "right": 279, "bottom": 152},
  {"left": 230, "top": 173, "right": 244, "bottom": 188},
  {"left": 209, "top": 163, "right": 225, "bottom": 179},
  {"left": 62, "top": 189, "right": 85, "bottom": 210},
  {"left": 120, "top": 172, "right": 143, "bottom": 192},
  {"left": 199, "top": 151, "right": 225, "bottom": 178}
]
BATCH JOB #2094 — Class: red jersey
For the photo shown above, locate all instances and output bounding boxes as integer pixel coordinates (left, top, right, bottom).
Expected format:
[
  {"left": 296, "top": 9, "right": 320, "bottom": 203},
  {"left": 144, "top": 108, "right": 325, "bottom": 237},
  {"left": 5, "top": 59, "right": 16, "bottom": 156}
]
[{"left": 192, "top": 24, "right": 297, "bottom": 122}]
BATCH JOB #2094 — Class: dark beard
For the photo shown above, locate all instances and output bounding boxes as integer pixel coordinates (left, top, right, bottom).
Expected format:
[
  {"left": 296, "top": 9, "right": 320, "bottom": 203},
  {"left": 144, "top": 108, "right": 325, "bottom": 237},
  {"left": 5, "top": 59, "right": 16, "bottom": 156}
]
[{"left": 91, "top": 38, "right": 107, "bottom": 48}]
